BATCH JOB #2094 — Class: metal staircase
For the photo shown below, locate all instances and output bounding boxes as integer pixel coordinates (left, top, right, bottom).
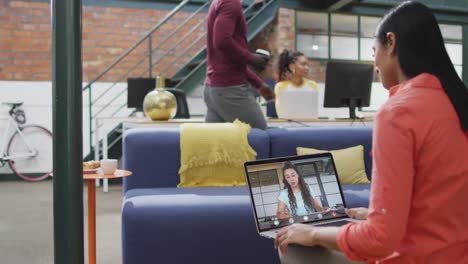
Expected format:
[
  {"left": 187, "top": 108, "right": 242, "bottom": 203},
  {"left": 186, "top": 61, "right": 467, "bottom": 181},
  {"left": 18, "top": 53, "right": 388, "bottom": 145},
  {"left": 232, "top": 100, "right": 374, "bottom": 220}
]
[{"left": 83, "top": 0, "right": 279, "bottom": 161}]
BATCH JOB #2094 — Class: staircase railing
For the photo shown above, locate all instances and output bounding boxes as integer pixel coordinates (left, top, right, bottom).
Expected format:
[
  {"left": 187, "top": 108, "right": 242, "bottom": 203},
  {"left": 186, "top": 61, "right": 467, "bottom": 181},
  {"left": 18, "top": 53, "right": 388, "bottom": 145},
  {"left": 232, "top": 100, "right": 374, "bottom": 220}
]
[
  {"left": 82, "top": 0, "right": 206, "bottom": 157},
  {"left": 82, "top": 0, "right": 264, "bottom": 158}
]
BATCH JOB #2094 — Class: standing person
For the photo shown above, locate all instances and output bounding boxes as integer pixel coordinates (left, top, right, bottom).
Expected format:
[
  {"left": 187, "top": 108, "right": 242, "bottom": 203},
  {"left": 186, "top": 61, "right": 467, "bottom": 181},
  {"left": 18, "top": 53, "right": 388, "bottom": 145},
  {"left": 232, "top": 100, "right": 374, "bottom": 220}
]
[
  {"left": 277, "top": 161, "right": 325, "bottom": 220},
  {"left": 274, "top": 49, "right": 318, "bottom": 115},
  {"left": 204, "top": 0, "right": 275, "bottom": 130},
  {"left": 275, "top": 1, "right": 468, "bottom": 264}
]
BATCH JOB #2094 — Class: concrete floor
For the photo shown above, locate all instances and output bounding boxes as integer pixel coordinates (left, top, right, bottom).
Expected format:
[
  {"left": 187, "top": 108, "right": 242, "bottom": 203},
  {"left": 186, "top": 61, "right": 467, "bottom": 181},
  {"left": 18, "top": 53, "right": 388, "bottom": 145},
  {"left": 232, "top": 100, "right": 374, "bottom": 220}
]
[{"left": 0, "top": 179, "right": 122, "bottom": 264}]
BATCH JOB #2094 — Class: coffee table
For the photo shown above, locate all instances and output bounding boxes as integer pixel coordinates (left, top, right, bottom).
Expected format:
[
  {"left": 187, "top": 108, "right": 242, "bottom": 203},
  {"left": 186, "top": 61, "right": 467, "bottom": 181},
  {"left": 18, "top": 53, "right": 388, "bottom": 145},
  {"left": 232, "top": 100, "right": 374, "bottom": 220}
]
[{"left": 84, "top": 169, "right": 132, "bottom": 264}]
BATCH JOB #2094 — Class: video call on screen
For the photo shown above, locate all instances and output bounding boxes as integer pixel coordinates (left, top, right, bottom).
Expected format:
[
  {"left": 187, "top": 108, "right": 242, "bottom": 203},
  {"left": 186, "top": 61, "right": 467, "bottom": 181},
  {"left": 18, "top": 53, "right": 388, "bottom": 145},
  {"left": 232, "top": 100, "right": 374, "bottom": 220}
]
[{"left": 246, "top": 157, "right": 346, "bottom": 230}]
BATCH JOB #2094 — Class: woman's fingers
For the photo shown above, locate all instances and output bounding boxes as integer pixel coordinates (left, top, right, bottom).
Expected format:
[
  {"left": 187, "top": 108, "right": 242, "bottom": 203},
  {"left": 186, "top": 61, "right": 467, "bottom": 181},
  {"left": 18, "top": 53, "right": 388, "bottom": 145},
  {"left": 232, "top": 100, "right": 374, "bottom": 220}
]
[
  {"left": 275, "top": 228, "right": 291, "bottom": 255},
  {"left": 275, "top": 226, "right": 289, "bottom": 249},
  {"left": 346, "top": 207, "right": 368, "bottom": 220},
  {"left": 279, "top": 238, "right": 290, "bottom": 255},
  {"left": 345, "top": 208, "right": 355, "bottom": 218}
]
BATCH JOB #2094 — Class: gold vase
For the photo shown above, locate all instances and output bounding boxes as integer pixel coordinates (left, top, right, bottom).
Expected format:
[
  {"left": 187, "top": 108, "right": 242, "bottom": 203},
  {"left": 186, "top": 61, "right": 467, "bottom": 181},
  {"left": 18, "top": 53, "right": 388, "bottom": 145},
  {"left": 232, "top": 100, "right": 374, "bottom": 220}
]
[{"left": 143, "top": 76, "right": 177, "bottom": 120}]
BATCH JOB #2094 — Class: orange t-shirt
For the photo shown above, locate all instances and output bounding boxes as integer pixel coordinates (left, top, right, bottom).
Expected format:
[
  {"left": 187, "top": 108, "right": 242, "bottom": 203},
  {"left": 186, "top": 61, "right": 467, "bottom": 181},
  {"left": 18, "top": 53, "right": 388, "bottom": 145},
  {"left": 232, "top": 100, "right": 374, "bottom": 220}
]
[{"left": 337, "top": 73, "right": 468, "bottom": 263}]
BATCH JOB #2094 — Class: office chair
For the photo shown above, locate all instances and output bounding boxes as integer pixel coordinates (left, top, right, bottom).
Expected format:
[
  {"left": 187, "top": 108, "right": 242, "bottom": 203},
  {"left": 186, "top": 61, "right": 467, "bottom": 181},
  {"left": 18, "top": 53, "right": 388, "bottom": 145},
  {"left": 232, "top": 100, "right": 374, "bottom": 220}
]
[
  {"left": 166, "top": 88, "right": 190, "bottom": 118},
  {"left": 265, "top": 79, "right": 278, "bottom": 118}
]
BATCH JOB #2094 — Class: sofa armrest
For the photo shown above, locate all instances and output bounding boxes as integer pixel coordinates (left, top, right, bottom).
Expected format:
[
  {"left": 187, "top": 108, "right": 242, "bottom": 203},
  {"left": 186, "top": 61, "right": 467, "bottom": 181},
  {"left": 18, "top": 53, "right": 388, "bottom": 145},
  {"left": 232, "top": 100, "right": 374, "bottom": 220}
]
[{"left": 123, "top": 128, "right": 181, "bottom": 192}]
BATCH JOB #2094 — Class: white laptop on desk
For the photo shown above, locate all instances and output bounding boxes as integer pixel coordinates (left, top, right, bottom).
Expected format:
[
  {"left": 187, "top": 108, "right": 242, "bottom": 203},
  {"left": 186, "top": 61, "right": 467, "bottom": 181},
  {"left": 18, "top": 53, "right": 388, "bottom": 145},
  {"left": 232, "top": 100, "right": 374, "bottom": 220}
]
[
  {"left": 243, "top": 153, "right": 360, "bottom": 239},
  {"left": 276, "top": 90, "right": 319, "bottom": 120}
]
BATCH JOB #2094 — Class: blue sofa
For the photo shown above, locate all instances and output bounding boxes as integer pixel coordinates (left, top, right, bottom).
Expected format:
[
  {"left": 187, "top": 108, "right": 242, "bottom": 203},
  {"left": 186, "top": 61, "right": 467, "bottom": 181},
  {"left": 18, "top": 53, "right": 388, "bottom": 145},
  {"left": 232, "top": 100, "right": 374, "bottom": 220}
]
[{"left": 122, "top": 127, "right": 372, "bottom": 264}]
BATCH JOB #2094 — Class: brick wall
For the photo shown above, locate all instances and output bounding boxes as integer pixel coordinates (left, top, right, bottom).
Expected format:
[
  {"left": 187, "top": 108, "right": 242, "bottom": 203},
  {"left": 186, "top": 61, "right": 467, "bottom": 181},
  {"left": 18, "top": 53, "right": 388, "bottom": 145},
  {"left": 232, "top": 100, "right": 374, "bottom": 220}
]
[
  {"left": 0, "top": 0, "right": 205, "bottom": 82},
  {"left": 0, "top": 1, "right": 51, "bottom": 80}
]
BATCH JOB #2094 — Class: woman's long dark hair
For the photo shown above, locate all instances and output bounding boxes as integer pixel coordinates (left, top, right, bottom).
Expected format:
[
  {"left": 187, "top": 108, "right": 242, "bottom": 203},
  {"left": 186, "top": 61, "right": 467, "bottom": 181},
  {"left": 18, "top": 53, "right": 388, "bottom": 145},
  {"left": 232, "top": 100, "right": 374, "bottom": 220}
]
[
  {"left": 277, "top": 49, "right": 304, "bottom": 82},
  {"left": 376, "top": 1, "right": 468, "bottom": 131},
  {"left": 282, "top": 161, "right": 314, "bottom": 216}
]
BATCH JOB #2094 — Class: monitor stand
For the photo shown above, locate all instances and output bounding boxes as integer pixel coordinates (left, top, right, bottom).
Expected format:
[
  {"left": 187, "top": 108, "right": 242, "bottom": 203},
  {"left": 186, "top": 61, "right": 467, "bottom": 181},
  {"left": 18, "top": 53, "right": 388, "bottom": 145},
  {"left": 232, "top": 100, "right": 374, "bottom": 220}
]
[
  {"left": 335, "top": 98, "right": 364, "bottom": 120},
  {"left": 348, "top": 98, "right": 360, "bottom": 120}
]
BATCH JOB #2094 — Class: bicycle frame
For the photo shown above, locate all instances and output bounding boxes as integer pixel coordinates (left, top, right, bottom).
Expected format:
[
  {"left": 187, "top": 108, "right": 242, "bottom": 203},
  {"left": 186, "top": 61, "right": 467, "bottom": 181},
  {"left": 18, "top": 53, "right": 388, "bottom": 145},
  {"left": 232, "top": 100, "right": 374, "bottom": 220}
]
[{"left": 0, "top": 115, "right": 37, "bottom": 162}]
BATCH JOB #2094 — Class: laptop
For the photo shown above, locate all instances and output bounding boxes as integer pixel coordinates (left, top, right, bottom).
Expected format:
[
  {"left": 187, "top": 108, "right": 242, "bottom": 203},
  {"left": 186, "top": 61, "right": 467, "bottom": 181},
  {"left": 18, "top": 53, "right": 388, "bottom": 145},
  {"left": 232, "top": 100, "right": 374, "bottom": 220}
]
[
  {"left": 276, "top": 90, "right": 319, "bottom": 120},
  {"left": 243, "top": 153, "right": 360, "bottom": 239}
]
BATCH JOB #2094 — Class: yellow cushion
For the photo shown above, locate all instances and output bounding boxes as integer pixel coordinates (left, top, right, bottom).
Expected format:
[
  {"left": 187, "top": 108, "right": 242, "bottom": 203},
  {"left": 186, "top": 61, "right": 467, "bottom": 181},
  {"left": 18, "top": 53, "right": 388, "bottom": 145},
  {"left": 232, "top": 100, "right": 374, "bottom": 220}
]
[
  {"left": 296, "top": 145, "right": 370, "bottom": 184},
  {"left": 178, "top": 120, "right": 256, "bottom": 187}
]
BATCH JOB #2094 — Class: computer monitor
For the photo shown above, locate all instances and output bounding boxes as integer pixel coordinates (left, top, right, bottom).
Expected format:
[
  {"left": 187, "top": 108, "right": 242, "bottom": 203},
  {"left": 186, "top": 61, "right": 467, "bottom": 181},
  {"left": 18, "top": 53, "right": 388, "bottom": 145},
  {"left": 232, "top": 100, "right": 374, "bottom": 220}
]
[
  {"left": 324, "top": 62, "right": 374, "bottom": 119},
  {"left": 127, "top": 78, "right": 156, "bottom": 111}
]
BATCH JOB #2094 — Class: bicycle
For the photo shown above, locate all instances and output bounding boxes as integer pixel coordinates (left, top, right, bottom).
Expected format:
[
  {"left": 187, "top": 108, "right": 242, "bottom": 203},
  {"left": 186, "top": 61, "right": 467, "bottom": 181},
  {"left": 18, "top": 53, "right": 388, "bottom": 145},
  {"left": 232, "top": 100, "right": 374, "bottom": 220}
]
[{"left": 0, "top": 102, "right": 53, "bottom": 181}]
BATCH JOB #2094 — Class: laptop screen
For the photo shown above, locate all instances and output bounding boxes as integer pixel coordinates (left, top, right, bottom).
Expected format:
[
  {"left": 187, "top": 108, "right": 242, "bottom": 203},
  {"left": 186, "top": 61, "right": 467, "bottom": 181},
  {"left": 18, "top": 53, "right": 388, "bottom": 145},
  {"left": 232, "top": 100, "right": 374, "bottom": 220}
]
[{"left": 244, "top": 153, "right": 348, "bottom": 232}]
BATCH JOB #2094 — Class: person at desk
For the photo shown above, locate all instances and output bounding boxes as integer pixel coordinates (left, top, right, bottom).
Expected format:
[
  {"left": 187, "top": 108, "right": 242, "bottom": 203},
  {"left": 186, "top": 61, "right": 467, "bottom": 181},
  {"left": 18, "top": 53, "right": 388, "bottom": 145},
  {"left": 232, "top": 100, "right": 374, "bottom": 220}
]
[
  {"left": 274, "top": 49, "right": 319, "bottom": 119},
  {"left": 275, "top": 1, "right": 468, "bottom": 264},
  {"left": 203, "top": 0, "right": 275, "bottom": 130},
  {"left": 277, "top": 161, "right": 325, "bottom": 220}
]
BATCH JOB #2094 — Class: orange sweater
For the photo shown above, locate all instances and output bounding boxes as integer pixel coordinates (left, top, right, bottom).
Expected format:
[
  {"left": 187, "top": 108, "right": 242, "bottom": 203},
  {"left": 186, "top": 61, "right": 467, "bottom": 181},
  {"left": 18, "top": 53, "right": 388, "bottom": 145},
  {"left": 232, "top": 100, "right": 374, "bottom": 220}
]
[{"left": 337, "top": 73, "right": 468, "bottom": 263}]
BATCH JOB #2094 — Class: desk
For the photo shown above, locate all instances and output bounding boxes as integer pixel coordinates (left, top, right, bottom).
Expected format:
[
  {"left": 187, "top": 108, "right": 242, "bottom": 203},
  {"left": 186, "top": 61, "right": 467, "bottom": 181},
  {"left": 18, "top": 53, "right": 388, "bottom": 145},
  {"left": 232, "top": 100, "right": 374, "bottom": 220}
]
[
  {"left": 121, "top": 117, "right": 374, "bottom": 130},
  {"left": 84, "top": 170, "right": 132, "bottom": 264}
]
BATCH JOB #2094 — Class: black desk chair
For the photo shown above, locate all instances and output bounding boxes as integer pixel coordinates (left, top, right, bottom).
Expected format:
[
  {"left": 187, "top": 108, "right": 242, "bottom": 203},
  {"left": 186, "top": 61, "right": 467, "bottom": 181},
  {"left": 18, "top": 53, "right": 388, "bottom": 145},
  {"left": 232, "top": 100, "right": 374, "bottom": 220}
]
[
  {"left": 166, "top": 88, "right": 190, "bottom": 118},
  {"left": 265, "top": 79, "right": 278, "bottom": 118}
]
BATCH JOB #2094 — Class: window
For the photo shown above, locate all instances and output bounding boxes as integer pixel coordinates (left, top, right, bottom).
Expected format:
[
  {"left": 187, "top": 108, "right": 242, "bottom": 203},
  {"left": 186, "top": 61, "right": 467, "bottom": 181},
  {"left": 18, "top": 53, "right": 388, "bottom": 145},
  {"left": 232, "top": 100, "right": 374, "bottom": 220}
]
[
  {"left": 250, "top": 169, "right": 280, "bottom": 218},
  {"left": 296, "top": 12, "right": 328, "bottom": 58},
  {"left": 297, "top": 35, "right": 328, "bottom": 58},
  {"left": 331, "top": 14, "right": 358, "bottom": 60},
  {"left": 440, "top": 24, "right": 463, "bottom": 78},
  {"left": 296, "top": 163, "right": 318, "bottom": 177},
  {"left": 360, "top": 16, "right": 380, "bottom": 61}
]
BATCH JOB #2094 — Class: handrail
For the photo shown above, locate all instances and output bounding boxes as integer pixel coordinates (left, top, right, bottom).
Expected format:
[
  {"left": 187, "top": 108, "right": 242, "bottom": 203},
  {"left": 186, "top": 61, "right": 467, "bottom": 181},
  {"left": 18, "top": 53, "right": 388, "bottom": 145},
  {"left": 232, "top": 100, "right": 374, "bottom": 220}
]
[
  {"left": 149, "top": 1, "right": 209, "bottom": 62},
  {"left": 247, "top": 0, "right": 273, "bottom": 23},
  {"left": 90, "top": 1, "right": 210, "bottom": 106},
  {"left": 82, "top": 0, "right": 190, "bottom": 91},
  {"left": 160, "top": 31, "right": 206, "bottom": 76},
  {"left": 152, "top": 17, "right": 207, "bottom": 76}
]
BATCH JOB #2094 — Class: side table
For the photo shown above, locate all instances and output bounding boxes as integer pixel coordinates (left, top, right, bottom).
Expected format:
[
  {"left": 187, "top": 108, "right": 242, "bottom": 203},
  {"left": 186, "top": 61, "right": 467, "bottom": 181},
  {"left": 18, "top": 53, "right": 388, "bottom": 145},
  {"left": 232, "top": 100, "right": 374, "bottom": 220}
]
[{"left": 83, "top": 169, "right": 132, "bottom": 264}]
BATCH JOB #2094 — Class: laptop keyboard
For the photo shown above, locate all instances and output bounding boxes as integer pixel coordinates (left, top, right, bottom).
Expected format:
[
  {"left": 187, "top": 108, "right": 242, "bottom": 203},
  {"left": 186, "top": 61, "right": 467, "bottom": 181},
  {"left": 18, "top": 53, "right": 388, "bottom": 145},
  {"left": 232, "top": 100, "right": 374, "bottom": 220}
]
[{"left": 315, "top": 220, "right": 350, "bottom": 227}]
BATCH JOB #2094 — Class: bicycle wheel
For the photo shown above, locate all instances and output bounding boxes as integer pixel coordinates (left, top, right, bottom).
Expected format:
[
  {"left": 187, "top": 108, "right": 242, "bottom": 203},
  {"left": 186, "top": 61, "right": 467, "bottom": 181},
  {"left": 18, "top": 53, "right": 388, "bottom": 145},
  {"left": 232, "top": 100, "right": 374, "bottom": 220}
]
[{"left": 7, "top": 125, "right": 53, "bottom": 181}]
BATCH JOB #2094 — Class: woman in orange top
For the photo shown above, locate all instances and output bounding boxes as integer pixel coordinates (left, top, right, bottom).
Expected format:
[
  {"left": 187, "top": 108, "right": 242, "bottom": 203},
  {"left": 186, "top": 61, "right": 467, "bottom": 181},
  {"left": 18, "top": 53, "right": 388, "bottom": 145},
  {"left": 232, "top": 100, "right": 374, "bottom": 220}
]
[{"left": 275, "top": 1, "right": 468, "bottom": 263}]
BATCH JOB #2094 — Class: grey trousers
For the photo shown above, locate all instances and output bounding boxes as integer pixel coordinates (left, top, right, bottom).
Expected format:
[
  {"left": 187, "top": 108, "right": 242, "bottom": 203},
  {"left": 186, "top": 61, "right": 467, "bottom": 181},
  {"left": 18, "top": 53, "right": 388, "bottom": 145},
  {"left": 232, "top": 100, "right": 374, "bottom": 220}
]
[
  {"left": 203, "top": 83, "right": 267, "bottom": 130},
  {"left": 279, "top": 246, "right": 364, "bottom": 264}
]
